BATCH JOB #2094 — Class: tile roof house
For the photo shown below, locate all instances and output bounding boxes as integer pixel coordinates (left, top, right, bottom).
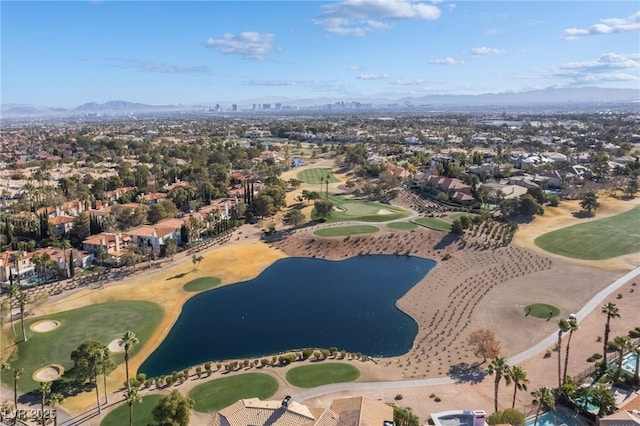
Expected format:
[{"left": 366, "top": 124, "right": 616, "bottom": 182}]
[
  {"left": 125, "top": 225, "right": 180, "bottom": 250},
  {"left": 212, "top": 396, "right": 393, "bottom": 426}
]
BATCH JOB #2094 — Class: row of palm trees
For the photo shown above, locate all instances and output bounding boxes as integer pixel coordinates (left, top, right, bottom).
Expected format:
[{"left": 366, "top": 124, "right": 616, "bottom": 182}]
[{"left": 486, "top": 302, "right": 638, "bottom": 425}]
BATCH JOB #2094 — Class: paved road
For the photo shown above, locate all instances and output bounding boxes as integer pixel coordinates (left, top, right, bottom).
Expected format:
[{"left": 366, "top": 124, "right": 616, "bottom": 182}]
[{"left": 292, "top": 265, "right": 640, "bottom": 402}]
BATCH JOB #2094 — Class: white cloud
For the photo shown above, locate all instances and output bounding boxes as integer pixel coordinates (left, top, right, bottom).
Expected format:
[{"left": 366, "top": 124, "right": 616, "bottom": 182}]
[
  {"left": 562, "top": 12, "right": 640, "bottom": 40},
  {"left": 205, "top": 32, "right": 274, "bottom": 60},
  {"left": 530, "top": 52, "right": 640, "bottom": 85},
  {"left": 357, "top": 73, "right": 389, "bottom": 80},
  {"left": 348, "top": 65, "right": 362, "bottom": 71},
  {"left": 314, "top": 0, "right": 441, "bottom": 36},
  {"left": 429, "top": 57, "right": 464, "bottom": 65},
  {"left": 485, "top": 28, "right": 501, "bottom": 35},
  {"left": 387, "top": 78, "right": 432, "bottom": 85},
  {"left": 470, "top": 47, "right": 505, "bottom": 57}
]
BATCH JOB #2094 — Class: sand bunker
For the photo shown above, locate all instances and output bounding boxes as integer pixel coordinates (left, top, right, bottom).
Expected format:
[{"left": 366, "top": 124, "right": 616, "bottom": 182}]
[
  {"left": 377, "top": 209, "right": 393, "bottom": 215},
  {"left": 30, "top": 320, "right": 60, "bottom": 333},
  {"left": 108, "top": 339, "right": 125, "bottom": 353},
  {"left": 33, "top": 365, "right": 63, "bottom": 382}
]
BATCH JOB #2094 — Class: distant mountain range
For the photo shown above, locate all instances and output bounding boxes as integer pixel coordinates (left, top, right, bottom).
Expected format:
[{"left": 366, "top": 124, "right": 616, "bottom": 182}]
[{"left": 2, "top": 87, "right": 639, "bottom": 118}]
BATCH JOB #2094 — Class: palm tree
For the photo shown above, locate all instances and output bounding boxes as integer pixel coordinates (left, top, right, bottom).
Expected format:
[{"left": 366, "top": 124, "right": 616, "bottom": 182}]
[
  {"left": 325, "top": 173, "right": 331, "bottom": 199},
  {"left": 531, "top": 387, "right": 555, "bottom": 426},
  {"left": 13, "top": 367, "right": 24, "bottom": 411},
  {"left": 37, "top": 381, "right": 51, "bottom": 426},
  {"left": 13, "top": 252, "right": 22, "bottom": 286},
  {"left": 562, "top": 318, "right": 579, "bottom": 386},
  {"left": 557, "top": 319, "right": 570, "bottom": 389},
  {"left": 601, "top": 303, "right": 620, "bottom": 372},
  {"left": 505, "top": 365, "right": 529, "bottom": 409},
  {"left": 99, "top": 350, "right": 110, "bottom": 404},
  {"left": 487, "top": 356, "right": 510, "bottom": 412},
  {"left": 613, "top": 335, "right": 630, "bottom": 380},
  {"left": 89, "top": 351, "right": 102, "bottom": 414},
  {"left": 9, "top": 282, "right": 20, "bottom": 335},
  {"left": 16, "top": 290, "right": 29, "bottom": 342},
  {"left": 119, "top": 330, "right": 139, "bottom": 393},
  {"left": 47, "top": 393, "right": 64, "bottom": 426},
  {"left": 125, "top": 385, "right": 142, "bottom": 426},
  {"left": 54, "top": 239, "right": 71, "bottom": 278},
  {"left": 589, "top": 384, "right": 616, "bottom": 417}
]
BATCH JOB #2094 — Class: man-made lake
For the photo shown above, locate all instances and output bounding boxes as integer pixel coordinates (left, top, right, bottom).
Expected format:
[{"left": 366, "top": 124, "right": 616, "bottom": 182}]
[{"left": 139, "top": 255, "right": 435, "bottom": 377}]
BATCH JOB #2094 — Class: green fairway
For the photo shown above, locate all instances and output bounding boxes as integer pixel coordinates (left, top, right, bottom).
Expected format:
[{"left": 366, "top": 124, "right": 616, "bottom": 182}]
[
  {"left": 183, "top": 276, "right": 221, "bottom": 292},
  {"left": 525, "top": 303, "right": 560, "bottom": 319},
  {"left": 313, "top": 194, "right": 411, "bottom": 223},
  {"left": 101, "top": 394, "right": 161, "bottom": 426},
  {"left": 286, "top": 363, "right": 360, "bottom": 388},
  {"left": 534, "top": 205, "right": 640, "bottom": 259},
  {"left": 297, "top": 168, "right": 340, "bottom": 184},
  {"left": 387, "top": 222, "right": 418, "bottom": 230},
  {"left": 1, "top": 300, "right": 163, "bottom": 392},
  {"left": 413, "top": 217, "right": 452, "bottom": 231},
  {"left": 314, "top": 225, "right": 379, "bottom": 237},
  {"left": 188, "top": 373, "right": 278, "bottom": 413}
]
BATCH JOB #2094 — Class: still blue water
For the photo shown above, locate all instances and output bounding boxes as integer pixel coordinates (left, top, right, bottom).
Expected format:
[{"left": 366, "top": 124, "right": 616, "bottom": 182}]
[
  {"left": 526, "top": 410, "right": 578, "bottom": 426},
  {"left": 139, "top": 255, "right": 435, "bottom": 377}
]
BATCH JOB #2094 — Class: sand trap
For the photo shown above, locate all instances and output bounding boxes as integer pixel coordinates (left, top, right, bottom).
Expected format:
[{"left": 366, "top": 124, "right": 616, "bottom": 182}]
[
  {"left": 377, "top": 209, "right": 393, "bottom": 215},
  {"left": 30, "top": 320, "right": 60, "bottom": 333},
  {"left": 33, "top": 365, "right": 63, "bottom": 382},
  {"left": 108, "top": 339, "right": 125, "bottom": 353}
]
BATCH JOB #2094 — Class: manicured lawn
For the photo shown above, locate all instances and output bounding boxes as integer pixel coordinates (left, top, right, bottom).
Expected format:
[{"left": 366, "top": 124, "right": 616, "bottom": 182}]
[
  {"left": 314, "top": 225, "right": 379, "bottom": 237},
  {"left": 447, "top": 212, "right": 477, "bottom": 222},
  {"left": 413, "top": 217, "right": 452, "bottom": 231},
  {"left": 297, "top": 168, "right": 340, "bottom": 184},
  {"left": 387, "top": 222, "right": 418, "bottom": 230},
  {"left": 313, "top": 194, "right": 411, "bottom": 223},
  {"left": 525, "top": 303, "right": 560, "bottom": 319},
  {"left": 101, "top": 394, "right": 161, "bottom": 426},
  {"left": 183, "top": 276, "right": 221, "bottom": 292},
  {"left": 286, "top": 363, "right": 360, "bottom": 388},
  {"left": 534, "top": 205, "right": 640, "bottom": 260},
  {"left": 188, "top": 373, "right": 278, "bottom": 413},
  {"left": 1, "top": 300, "right": 163, "bottom": 392}
]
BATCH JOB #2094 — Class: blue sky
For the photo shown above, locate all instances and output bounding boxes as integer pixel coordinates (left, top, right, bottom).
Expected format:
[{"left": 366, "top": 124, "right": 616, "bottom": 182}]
[{"left": 2, "top": 1, "right": 639, "bottom": 108}]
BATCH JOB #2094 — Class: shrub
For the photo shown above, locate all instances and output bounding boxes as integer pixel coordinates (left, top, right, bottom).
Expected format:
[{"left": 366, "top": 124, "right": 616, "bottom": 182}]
[
  {"left": 394, "top": 394, "right": 403, "bottom": 400},
  {"left": 487, "top": 409, "right": 525, "bottom": 426},
  {"left": 302, "top": 348, "right": 314, "bottom": 360},
  {"left": 434, "top": 397, "right": 441, "bottom": 402}
]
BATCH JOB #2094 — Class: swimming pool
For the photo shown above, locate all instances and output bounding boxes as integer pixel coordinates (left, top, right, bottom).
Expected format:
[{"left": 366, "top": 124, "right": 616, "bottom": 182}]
[
  {"left": 525, "top": 409, "right": 579, "bottom": 426},
  {"left": 622, "top": 353, "right": 638, "bottom": 374}
]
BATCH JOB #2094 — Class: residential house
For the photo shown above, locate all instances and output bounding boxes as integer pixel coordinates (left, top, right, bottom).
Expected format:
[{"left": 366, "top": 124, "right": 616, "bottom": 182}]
[
  {"left": 126, "top": 225, "right": 179, "bottom": 251},
  {"left": 82, "top": 232, "right": 129, "bottom": 265},
  {"left": 48, "top": 215, "right": 76, "bottom": 237},
  {"left": 0, "top": 251, "right": 36, "bottom": 284},
  {"left": 212, "top": 395, "right": 393, "bottom": 426}
]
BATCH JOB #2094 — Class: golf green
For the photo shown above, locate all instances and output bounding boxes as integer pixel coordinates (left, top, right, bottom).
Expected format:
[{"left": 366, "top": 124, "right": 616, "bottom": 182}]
[
  {"left": 314, "top": 225, "right": 379, "bottom": 237},
  {"left": 286, "top": 363, "right": 360, "bottom": 388},
  {"left": 387, "top": 222, "right": 418, "bottom": 230},
  {"left": 314, "top": 194, "right": 410, "bottom": 223},
  {"left": 534, "top": 205, "right": 640, "bottom": 259},
  {"left": 183, "top": 276, "right": 221, "bottom": 292},
  {"left": 101, "top": 394, "right": 161, "bottom": 426},
  {"left": 413, "top": 217, "right": 451, "bottom": 231},
  {"left": 297, "top": 168, "right": 340, "bottom": 184},
  {"left": 1, "top": 300, "right": 162, "bottom": 392},
  {"left": 188, "top": 373, "right": 278, "bottom": 413},
  {"left": 525, "top": 303, "right": 560, "bottom": 319}
]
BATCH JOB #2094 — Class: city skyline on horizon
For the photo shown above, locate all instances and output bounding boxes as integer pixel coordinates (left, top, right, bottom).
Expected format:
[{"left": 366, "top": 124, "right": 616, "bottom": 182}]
[{"left": 2, "top": 1, "right": 639, "bottom": 108}]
